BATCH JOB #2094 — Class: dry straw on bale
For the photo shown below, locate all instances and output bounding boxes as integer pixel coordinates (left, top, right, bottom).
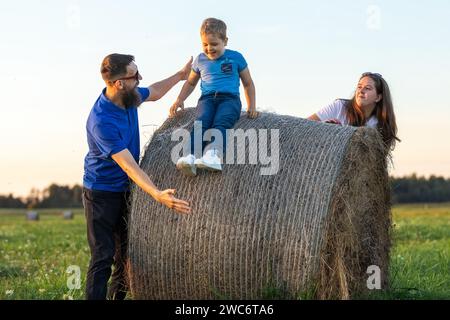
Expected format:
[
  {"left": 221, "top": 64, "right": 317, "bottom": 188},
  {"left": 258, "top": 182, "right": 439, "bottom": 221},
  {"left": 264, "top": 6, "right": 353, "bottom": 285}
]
[{"left": 127, "top": 108, "right": 392, "bottom": 300}]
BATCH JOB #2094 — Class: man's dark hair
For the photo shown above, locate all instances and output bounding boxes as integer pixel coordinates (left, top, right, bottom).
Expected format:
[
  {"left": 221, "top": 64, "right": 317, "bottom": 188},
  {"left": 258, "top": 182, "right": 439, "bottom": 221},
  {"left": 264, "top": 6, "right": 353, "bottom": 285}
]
[{"left": 101, "top": 53, "right": 135, "bottom": 82}]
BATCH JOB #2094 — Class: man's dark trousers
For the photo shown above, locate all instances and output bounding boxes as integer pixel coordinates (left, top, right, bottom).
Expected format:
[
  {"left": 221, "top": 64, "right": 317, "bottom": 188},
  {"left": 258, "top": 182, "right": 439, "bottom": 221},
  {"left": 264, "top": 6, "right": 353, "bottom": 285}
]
[{"left": 82, "top": 188, "right": 130, "bottom": 300}]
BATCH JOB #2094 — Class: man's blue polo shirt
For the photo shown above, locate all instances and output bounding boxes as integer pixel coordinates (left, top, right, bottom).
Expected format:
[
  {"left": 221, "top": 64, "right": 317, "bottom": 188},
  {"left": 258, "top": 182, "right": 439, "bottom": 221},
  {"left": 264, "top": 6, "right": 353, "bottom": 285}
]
[{"left": 83, "top": 87, "right": 150, "bottom": 192}]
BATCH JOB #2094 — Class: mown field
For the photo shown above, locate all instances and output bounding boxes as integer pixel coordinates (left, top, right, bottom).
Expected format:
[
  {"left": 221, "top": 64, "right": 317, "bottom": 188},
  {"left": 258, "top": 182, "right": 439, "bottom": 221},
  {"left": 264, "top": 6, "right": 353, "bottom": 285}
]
[{"left": 0, "top": 204, "right": 449, "bottom": 300}]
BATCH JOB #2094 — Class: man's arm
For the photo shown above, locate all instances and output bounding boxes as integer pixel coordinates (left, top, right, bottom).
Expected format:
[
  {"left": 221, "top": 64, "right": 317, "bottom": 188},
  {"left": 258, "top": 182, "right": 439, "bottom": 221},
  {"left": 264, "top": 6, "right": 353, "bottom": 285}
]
[
  {"left": 146, "top": 57, "right": 193, "bottom": 102},
  {"left": 111, "top": 149, "right": 191, "bottom": 214},
  {"left": 240, "top": 68, "right": 257, "bottom": 118}
]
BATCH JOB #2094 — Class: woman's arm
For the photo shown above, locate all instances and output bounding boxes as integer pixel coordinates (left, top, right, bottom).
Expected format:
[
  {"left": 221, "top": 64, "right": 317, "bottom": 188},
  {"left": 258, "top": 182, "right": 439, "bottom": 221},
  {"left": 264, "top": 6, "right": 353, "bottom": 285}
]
[
  {"left": 308, "top": 100, "right": 344, "bottom": 124},
  {"left": 308, "top": 114, "right": 321, "bottom": 121}
]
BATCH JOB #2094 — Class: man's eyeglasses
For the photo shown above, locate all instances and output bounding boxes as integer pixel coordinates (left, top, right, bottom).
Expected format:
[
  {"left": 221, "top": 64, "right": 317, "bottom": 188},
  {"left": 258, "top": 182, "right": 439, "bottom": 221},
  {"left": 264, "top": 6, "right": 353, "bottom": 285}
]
[
  {"left": 361, "top": 72, "right": 382, "bottom": 79},
  {"left": 116, "top": 70, "right": 140, "bottom": 82}
]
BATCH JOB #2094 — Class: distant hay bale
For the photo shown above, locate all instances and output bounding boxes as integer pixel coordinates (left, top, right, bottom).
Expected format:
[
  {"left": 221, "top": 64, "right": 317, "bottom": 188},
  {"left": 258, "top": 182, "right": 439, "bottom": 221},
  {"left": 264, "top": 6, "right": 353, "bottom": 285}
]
[
  {"left": 128, "top": 108, "right": 392, "bottom": 300},
  {"left": 62, "top": 210, "right": 74, "bottom": 220},
  {"left": 26, "top": 210, "right": 39, "bottom": 221}
]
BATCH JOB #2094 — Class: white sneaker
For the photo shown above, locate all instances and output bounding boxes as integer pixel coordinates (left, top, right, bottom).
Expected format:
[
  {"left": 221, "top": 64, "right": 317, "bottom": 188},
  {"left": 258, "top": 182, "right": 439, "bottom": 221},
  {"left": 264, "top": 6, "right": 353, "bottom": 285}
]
[
  {"left": 176, "top": 154, "right": 196, "bottom": 176},
  {"left": 195, "top": 148, "right": 222, "bottom": 171}
]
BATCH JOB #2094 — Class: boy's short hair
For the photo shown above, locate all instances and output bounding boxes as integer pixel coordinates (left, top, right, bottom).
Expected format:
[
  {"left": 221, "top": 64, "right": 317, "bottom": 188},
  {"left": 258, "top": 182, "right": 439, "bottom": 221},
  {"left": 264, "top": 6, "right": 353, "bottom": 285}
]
[{"left": 200, "top": 18, "right": 227, "bottom": 40}]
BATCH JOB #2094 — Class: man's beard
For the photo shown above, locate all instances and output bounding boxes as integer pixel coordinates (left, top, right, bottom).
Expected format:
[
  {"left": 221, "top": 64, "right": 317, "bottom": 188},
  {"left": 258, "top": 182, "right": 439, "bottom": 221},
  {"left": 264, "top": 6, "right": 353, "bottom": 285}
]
[{"left": 120, "top": 86, "right": 142, "bottom": 109}]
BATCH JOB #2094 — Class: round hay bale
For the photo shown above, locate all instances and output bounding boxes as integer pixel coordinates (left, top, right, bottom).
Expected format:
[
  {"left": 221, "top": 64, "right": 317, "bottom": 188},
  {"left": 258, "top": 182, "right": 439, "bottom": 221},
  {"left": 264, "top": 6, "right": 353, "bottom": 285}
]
[
  {"left": 128, "top": 108, "right": 392, "bottom": 300},
  {"left": 62, "top": 210, "right": 74, "bottom": 220},
  {"left": 26, "top": 210, "right": 39, "bottom": 221}
]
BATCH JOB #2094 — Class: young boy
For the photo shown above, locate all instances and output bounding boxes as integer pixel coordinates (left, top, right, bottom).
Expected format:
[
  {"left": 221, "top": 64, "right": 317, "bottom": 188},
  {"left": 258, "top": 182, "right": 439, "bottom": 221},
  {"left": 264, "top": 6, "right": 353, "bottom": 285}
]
[{"left": 170, "top": 17, "right": 257, "bottom": 176}]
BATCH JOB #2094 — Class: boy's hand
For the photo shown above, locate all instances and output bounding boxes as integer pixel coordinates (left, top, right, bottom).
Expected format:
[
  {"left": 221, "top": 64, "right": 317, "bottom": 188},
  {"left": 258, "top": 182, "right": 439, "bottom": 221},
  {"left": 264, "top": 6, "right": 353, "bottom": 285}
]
[
  {"left": 170, "top": 99, "right": 184, "bottom": 117},
  {"left": 247, "top": 108, "right": 258, "bottom": 119}
]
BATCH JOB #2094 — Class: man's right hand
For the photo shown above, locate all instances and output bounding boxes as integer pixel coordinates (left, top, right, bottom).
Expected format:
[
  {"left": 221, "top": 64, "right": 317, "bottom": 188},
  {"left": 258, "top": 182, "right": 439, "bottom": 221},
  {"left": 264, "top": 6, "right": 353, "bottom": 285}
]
[
  {"left": 156, "top": 189, "right": 191, "bottom": 214},
  {"left": 169, "top": 99, "right": 184, "bottom": 117},
  {"left": 111, "top": 149, "right": 191, "bottom": 214}
]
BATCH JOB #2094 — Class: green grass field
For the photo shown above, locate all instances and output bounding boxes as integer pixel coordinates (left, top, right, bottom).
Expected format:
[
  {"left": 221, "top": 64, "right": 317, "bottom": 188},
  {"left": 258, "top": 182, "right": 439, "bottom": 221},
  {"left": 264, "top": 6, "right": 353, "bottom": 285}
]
[{"left": 0, "top": 204, "right": 449, "bottom": 300}]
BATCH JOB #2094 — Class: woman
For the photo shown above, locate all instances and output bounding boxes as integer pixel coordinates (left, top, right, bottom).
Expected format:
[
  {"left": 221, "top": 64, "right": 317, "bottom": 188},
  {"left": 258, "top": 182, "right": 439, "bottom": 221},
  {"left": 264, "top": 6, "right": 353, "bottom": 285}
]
[{"left": 308, "top": 72, "right": 400, "bottom": 150}]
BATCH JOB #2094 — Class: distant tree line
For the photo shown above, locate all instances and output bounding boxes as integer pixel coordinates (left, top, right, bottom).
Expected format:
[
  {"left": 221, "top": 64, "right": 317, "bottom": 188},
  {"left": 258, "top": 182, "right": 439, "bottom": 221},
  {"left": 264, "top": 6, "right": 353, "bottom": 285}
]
[
  {"left": 1, "top": 175, "right": 450, "bottom": 208},
  {"left": 390, "top": 174, "right": 450, "bottom": 203},
  {"left": 0, "top": 184, "right": 83, "bottom": 208}
]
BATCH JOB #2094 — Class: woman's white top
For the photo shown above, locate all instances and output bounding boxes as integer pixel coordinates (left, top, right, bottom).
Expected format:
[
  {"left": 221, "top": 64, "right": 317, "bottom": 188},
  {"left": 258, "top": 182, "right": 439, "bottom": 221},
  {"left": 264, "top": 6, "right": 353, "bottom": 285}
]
[{"left": 316, "top": 99, "right": 378, "bottom": 128}]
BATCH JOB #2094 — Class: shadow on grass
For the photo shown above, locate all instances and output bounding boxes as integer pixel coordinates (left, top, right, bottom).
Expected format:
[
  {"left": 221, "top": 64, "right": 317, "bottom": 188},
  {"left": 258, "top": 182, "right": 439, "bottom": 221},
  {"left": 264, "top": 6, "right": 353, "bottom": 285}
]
[
  {"left": 209, "top": 281, "right": 317, "bottom": 300},
  {"left": 0, "top": 264, "right": 26, "bottom": 278}
]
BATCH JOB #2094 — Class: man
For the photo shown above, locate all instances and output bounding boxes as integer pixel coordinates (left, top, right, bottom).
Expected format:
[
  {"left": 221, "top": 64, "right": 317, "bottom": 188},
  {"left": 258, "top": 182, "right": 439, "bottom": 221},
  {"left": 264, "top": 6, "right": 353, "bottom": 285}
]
[{"left": 83, "top": 53, "right": 192, "bottom": 300}]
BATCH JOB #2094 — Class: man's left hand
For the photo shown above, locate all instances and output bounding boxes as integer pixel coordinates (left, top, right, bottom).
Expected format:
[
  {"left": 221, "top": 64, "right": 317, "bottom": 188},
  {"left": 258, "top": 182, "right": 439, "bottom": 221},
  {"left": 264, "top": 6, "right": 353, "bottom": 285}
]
[{"left": 179, "top": 56, "right": 193, "bottom": 80}]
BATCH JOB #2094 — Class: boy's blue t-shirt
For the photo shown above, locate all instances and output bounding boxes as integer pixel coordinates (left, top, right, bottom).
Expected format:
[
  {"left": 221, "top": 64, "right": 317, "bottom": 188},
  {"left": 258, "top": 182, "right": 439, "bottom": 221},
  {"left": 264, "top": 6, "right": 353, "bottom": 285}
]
[
  {"left": 83, "top": 87, "right": 150, "bottom": 192},
  {"left": 193, "top": 49, "right": 248, "bottom": 96}
]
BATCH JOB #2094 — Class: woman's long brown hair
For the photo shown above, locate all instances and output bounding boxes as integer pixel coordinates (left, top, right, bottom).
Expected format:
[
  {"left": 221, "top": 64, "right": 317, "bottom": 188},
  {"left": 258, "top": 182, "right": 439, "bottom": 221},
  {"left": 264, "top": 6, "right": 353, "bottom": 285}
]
[{"left": 345, "top": 74, "right": 400, "bottom": 150}]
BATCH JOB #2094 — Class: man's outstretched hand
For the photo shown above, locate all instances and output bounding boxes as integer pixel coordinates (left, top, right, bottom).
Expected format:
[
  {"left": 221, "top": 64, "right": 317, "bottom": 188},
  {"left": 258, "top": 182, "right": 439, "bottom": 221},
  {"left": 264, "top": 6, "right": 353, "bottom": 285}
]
[{"left": 156, "top": 189, "right": 191, "bottom": 214}]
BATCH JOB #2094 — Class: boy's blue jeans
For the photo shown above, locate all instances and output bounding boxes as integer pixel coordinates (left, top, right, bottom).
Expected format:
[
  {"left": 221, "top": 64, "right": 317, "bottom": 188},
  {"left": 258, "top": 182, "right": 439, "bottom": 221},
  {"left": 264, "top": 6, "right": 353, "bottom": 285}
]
[{"left": 190, "top": 93, "right": 242, "bottom": 157}]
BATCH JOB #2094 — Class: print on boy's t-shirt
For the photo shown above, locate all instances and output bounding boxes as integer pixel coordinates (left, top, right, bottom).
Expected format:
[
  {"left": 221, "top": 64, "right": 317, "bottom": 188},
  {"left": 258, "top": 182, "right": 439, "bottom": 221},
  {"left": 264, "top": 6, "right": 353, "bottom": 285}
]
[{"left": 221, "top": 62, "right": 232, "bottom": 73}]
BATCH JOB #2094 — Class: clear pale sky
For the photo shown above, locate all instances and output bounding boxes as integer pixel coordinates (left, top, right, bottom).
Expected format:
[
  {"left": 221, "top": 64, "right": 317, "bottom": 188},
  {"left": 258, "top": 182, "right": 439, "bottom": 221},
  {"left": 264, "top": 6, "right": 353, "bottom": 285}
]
[{"left": 1, "top": 0, "right": 449, "bottom": 197}]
